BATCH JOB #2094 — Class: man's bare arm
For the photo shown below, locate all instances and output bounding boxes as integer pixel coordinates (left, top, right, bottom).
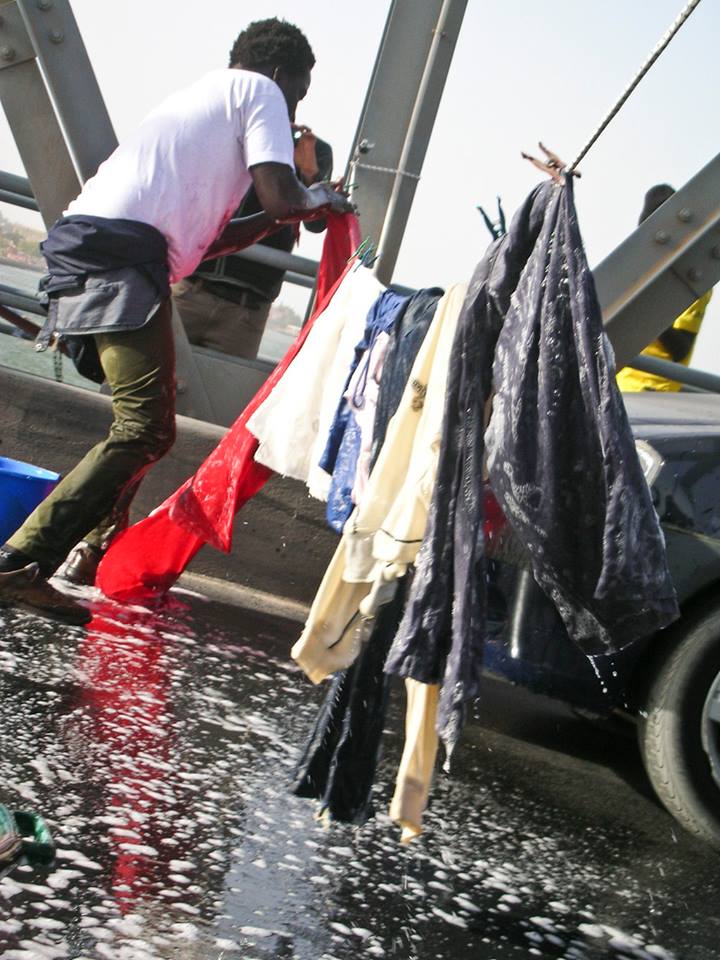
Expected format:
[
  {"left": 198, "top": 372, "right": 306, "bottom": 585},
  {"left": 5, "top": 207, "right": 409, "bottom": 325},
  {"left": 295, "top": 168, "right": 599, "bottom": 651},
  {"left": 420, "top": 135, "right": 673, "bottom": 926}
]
[
  {"left": 249, "top": 161, "right": 351, "bottom": 221},
  {"left": 202, "top": 163, "right": 352, "bottom": 261}
]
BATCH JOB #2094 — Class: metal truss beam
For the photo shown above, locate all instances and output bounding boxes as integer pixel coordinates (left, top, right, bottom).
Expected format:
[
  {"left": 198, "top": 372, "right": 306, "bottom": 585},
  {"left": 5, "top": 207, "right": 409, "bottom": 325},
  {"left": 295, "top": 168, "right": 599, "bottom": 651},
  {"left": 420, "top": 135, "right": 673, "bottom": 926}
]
[
  {"left": 346, "top": 0, "right": 445, "bottom": 250},
  {"left": 0, "top": 1, "right": 79, "bottom": 225},
  {"left": 16, "top": 0, "right": 116, "bottom": 182},
  {"left": 373, "top": 0, "right": 468, "bottom": 284},
  {"left": 595, "top": 152, "right": 720, "bottom": 370}
]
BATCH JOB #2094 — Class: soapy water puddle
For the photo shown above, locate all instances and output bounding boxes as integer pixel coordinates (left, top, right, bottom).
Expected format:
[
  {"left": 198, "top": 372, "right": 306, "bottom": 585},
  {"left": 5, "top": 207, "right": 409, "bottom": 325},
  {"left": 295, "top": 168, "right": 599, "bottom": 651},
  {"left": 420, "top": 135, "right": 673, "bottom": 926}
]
[{"left": 0, "top": 589, "right": 717, "bottom": 959}]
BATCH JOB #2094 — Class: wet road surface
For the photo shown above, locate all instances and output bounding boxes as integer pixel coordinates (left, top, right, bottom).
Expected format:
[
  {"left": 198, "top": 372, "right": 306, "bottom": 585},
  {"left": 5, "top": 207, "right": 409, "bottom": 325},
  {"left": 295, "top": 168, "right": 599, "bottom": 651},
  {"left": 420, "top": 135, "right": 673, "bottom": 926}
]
[{"left": 0, "top": 587, "right": 718, "bottom": 960}]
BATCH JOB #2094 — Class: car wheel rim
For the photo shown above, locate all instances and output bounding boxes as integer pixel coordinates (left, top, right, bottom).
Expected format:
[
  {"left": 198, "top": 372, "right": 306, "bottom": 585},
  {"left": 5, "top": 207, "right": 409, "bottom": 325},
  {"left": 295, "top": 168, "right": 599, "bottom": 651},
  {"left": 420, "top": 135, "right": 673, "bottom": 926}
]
[{"left": 701, "top": 668, "right": 720, "bottom": 789}]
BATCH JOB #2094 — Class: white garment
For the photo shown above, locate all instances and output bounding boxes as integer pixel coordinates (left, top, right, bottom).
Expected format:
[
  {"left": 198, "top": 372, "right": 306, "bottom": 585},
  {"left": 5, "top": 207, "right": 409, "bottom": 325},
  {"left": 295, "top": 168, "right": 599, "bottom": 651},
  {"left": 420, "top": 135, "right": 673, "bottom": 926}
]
[
  {"left": 305, "top": 273, "right": 386, "bottom": 502},
  {"left": 66, "top": 70, "right": 294, "bottom": 284},
  {"left": 247, "top": 265, "right": 385, "bottom": 491}
]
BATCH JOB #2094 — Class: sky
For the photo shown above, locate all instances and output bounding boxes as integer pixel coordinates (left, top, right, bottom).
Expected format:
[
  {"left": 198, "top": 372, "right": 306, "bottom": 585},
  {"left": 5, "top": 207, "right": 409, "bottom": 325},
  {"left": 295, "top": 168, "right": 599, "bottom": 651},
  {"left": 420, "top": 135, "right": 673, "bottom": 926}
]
[{"left": 1, "top": 0, "right": 719, "bottom": 371}]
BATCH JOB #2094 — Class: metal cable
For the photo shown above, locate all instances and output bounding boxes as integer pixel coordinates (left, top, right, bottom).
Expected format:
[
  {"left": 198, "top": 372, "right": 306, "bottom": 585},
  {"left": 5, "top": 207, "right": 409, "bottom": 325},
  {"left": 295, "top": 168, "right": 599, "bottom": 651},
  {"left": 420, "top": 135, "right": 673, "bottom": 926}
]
[
  {"left": 352, "top": 161, "right": 421, "bottom": 180},
  {"left": 566, "top": 0, "right": 703, "bottom": 173}
]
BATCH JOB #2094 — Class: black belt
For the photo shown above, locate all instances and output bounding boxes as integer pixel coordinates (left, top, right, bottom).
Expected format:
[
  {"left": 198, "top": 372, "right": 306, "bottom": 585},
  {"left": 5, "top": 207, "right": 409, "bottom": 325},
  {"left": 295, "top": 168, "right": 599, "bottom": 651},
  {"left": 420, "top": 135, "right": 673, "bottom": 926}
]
[{"left": 197, "top": 279, "right": 270, "bottom": 307}]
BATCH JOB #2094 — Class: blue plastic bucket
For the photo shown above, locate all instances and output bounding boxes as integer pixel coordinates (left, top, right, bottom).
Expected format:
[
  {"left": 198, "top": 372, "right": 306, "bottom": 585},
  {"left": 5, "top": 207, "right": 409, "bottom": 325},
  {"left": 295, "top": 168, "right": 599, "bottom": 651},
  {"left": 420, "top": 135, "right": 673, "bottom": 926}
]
[{"left": 0, "top": 457, "right": 60, "bottom": 544}]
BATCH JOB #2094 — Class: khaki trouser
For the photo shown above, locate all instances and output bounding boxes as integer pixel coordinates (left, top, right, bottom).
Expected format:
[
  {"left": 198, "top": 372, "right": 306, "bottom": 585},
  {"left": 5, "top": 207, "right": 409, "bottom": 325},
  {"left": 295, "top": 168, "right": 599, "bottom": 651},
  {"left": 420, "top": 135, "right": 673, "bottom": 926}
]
[
  {"left": 8, "top": 301, "right": 176, "bottom": 573},
  {"left": 173, "top": 278, "right": 271, "bottom": 359}
]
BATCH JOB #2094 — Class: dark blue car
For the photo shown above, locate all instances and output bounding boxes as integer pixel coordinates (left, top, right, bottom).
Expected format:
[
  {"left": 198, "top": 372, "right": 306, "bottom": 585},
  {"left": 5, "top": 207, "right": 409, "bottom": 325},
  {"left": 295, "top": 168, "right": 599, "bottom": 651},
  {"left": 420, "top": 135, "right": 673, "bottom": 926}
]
[{"left": 483, "top": 391, "right": 720, "bottom": 849}]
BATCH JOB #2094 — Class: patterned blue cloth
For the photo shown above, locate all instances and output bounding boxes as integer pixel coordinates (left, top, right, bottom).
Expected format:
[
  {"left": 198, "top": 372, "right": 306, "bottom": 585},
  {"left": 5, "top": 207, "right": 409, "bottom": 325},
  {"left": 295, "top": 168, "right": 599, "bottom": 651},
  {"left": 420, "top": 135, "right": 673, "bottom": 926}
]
[{"left": 320, "top": 290, "right": 410, "bottom": 532}]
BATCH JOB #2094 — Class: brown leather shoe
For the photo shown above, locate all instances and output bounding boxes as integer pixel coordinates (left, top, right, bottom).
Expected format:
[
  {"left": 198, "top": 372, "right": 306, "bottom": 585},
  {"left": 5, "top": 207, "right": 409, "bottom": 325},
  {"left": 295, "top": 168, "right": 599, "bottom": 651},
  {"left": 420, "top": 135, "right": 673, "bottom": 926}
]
[
  {"left": 0, "top": 563, "right": 91, "bottom": 625},
  {"left": 61, "top": 542, "right": 102, "bottom": 586}
]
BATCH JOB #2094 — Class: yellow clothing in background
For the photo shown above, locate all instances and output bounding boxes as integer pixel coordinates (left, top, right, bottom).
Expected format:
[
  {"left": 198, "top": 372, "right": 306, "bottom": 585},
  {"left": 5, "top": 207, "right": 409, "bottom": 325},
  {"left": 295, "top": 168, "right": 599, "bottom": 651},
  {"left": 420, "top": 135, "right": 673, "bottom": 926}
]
[{"left": 617, "top": 290, "right": 712, "bottom": 392}]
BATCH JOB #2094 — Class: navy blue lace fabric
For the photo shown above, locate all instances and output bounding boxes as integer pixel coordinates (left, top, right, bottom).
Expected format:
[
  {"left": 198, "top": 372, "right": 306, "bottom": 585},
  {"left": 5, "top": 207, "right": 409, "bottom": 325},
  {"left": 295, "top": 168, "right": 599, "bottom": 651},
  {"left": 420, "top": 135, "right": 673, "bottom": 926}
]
[
  {"left": 384, "top": 178, "right": 679, "bottom": 753},
  {"left": 370, "top": 287, "right": 445, "bottom": 470},
  {"left": 292, "top": 576, "right": 409, "bottom": 823}
]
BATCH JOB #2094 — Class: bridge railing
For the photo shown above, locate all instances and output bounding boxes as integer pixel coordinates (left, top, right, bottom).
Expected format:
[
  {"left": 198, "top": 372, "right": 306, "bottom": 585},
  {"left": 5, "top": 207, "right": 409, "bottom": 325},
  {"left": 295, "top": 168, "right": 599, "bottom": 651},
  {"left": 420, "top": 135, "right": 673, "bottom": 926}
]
[{"left": 1, "top": 167, "right": 718, "bottom": 395}]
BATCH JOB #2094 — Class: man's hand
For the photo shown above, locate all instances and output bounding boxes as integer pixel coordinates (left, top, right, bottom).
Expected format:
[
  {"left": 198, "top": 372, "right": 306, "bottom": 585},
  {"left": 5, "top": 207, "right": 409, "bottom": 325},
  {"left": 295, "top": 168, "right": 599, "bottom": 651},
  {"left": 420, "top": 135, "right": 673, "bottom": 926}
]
[
  {"left": 250, "top": 162, "right": 353, "bottom": 225},
  {"left": 292, "top": 124, "right": 319, "bottom": 186},
  {"left": 203, "top": 178, "right": 353, "bottom": 262},
  {"left": 299, "top": 180, "right": 353, "bottom": 220}
]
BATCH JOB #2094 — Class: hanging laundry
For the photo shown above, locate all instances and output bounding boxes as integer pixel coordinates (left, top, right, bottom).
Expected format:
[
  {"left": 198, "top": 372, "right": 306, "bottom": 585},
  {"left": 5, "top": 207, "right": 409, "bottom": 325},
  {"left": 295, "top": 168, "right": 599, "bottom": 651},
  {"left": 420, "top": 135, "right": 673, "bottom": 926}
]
[
  {"left": 292, "top": 291, "right": 446, "bottom": 831},
  {"left": 96, "top": 212, "right": 360, "bottom": 599},
  {"left": 345, "top": 329, "right": 391, "bottom": 507},
  {"left": 291, "top": 283, "right": 467, "bottom": 684},
  {"left": 291, "top": 180, "right": 679, "bottom": 842},
  {"left": 384, "top": 178, "right": 679, "bottom": 757},
  {"left": 320, "top": 290, "right": 410, "bottom": 531},
  {"left": 486, "top": 181, "right": 680, "bottom": 649},
  {"left": 289, "top": 284, "right": 464, "bottom": 840}
]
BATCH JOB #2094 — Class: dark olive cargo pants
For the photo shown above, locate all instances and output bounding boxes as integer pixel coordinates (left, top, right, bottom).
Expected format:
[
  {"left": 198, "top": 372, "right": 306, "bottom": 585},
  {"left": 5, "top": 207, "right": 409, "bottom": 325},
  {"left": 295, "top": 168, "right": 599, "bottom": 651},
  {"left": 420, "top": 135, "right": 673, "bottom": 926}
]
[{"left": 8, "top": 301, "right": 176, "bottom": 573}]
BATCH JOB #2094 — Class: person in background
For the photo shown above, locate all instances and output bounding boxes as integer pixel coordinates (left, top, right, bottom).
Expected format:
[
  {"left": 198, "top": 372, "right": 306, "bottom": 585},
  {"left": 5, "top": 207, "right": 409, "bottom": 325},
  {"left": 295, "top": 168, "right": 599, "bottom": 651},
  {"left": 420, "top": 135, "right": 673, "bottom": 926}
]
[
  {"left": 0, "top": 18, "right": 350, "bottom": 623},
  {"left": 175, "top": 119, "right": 333, "bottom": 359},
  {"left": 617, "top": 183, "right": 713, "bottom": 393}
]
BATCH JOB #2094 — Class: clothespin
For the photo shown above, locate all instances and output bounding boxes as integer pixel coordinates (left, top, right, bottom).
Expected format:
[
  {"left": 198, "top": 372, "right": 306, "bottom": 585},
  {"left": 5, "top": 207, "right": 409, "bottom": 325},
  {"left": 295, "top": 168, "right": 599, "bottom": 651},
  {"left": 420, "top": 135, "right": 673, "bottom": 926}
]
[
  {"left": 520, "top": 142, "right": 581, "bottom": 183},
  {"left": 350, "top": 237, "right": 377, "bottom": 267},
  {"left": 351, "top": 237, "right": 370, "bottom": 260},
  {"left": 476, "top": 196, "right": 507, "bottom": 240}
]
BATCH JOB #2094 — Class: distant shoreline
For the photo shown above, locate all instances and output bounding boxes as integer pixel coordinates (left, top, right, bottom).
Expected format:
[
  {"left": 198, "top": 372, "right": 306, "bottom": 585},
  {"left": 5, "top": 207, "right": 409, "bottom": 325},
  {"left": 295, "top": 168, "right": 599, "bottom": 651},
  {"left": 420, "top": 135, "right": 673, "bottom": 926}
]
[{"left": 0, "top": 256, "right": 43, "bottom": 273}]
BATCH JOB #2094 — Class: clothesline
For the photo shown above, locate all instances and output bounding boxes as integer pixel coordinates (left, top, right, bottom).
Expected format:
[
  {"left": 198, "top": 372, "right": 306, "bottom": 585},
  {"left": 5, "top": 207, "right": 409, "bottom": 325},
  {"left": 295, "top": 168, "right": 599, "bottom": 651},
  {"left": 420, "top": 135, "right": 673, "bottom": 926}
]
[{"left": 566, "top": 0, "right": 703, "bottom": 173}]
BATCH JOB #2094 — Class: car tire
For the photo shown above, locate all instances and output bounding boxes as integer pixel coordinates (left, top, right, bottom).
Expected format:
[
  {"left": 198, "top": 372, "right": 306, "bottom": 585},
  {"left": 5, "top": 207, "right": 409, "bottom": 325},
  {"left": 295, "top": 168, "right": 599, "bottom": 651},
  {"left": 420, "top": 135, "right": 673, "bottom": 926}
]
[{"left": 637, "top": 604, "right": 720, "bottom": 851}]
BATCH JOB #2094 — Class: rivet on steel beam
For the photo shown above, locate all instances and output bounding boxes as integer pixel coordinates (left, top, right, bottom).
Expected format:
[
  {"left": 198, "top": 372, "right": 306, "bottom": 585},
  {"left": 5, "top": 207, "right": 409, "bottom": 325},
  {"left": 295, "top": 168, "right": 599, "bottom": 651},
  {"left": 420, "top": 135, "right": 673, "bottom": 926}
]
[
  {"left": 687, "top": 267, "right": 703, "bottom": 283},
  {"left": 677, "top": 208, "right": 693, "bottom": 223},
  {"left": 49, "top": 28, "right": 64, "bottom": 43},
  {"left": 710, "top": 245, "right": 720, "bottom": 261},
  {"left": 654, "top": 230, "right": 670, "bottom": 245},
  {"left": 0, "top": 46, "right": 16, "bottom": 62},
  {"left": 37, "top": 0, "right": 53, "bottom": 9}
]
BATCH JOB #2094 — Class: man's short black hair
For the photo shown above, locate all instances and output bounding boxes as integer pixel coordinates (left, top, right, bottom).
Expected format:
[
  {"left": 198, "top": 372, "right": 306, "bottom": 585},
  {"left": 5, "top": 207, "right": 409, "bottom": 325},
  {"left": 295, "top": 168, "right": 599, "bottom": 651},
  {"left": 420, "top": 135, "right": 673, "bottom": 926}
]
[
  {"left": 229, "top": 18, "right": 315, "bottom": 74},
  {"left": 639, "top": 183, "right": 675, "bottom": 224}
]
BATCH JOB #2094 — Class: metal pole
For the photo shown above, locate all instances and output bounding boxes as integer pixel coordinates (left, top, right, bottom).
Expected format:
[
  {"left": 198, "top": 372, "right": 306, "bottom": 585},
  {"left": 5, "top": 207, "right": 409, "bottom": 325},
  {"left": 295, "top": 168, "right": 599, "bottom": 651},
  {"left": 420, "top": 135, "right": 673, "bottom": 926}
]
[
  {"left": 0, "top": 2, "right": 80, "bottom": 225},
  {"left": 0, "top": 169, "right": 34, "bottom": 199},
  {"left": 0, "top": 282, "right": 44, "bottom": 315},
  {"left": 372, "top": 0, "right": 468, "bottom": 285},
  {"left": 626, "top": 355, "right": 720, "bottom": 394},
  {"left": 226, "top": 240, "right": 318, "bottom": 278},
  {"left": 0, "top": 189, "right": 38, "bottom": 210},
  {"left": 346, "top": 0, "right": 445, "bottom": 248}
]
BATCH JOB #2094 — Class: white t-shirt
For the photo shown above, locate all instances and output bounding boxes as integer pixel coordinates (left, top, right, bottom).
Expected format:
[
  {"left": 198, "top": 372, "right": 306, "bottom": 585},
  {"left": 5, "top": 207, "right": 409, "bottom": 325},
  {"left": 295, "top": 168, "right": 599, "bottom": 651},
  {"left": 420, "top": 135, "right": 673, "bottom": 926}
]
[{"left": 66, "top": 69, "right": 295, "bottom": 283}]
